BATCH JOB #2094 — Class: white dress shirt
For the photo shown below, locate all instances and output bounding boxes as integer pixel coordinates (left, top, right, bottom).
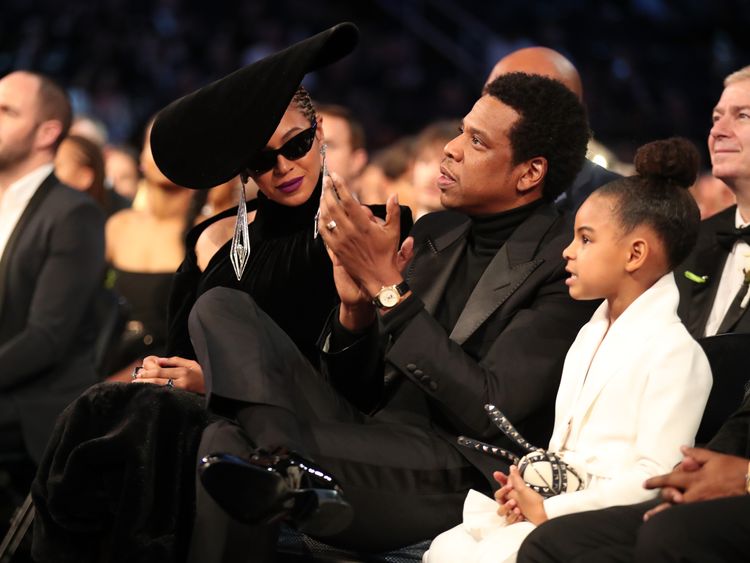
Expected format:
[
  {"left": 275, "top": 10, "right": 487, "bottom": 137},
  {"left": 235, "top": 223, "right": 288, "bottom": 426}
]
[
  {"left": 0, "top": 164, "right": 54, "bottom": 261},
  {"left": 704, "top": 208, "right": 750, "bottom": 336}
]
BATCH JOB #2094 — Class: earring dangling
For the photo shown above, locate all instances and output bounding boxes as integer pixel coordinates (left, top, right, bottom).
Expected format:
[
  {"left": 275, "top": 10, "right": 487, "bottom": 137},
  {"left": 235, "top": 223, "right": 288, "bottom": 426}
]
[
  {"left": 230, "top": 173, "right": 251, "bottom": 280},
  {"left": 313, "top": 143, "right": 329, "bottom": 239}
]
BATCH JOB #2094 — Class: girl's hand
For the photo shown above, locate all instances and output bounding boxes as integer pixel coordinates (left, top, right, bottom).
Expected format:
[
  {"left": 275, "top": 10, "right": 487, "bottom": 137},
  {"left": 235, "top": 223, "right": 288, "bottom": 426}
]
[
  {"left": 506, "top": 465, "right": 548, "bottom": 525},
  {"left": 493, "top": 471, "right": 525, "bottom": 524}
]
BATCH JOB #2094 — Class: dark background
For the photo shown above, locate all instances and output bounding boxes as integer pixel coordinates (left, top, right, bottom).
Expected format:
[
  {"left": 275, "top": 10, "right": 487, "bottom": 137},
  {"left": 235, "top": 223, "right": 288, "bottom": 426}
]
[{"left": 3, "top": 0, "right": 749, "bottom": 166}]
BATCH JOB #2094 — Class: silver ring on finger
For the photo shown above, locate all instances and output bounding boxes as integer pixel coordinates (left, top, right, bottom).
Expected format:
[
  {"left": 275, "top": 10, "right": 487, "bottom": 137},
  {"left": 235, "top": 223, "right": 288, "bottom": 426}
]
[
  {"left": 326, "top": 220, "right": 337, "bottom": 231},
  {"left": 131, "top": 366, "right": 143, "bottom": 380},
  {"left": 166, "top": 378, "right": 175, "bottom": 389}
]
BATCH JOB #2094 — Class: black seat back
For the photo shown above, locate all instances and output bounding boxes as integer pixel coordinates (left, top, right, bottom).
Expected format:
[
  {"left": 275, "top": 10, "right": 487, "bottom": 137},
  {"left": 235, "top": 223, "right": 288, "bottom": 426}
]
[{"left": 696, "top": 333, "right": 750, "bottom": 444}]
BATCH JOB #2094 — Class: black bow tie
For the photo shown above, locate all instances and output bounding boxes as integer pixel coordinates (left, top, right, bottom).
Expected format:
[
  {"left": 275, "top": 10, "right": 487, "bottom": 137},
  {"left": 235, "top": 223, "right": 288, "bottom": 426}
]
[{"left": 716, "top": 225, "right": 750, "bottom": 250}]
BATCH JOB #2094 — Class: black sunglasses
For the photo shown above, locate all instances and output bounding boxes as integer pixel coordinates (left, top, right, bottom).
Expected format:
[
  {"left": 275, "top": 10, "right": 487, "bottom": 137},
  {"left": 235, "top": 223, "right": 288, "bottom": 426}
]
[{"left": 246, "top": 121, "right": 317, "bottom": 175}]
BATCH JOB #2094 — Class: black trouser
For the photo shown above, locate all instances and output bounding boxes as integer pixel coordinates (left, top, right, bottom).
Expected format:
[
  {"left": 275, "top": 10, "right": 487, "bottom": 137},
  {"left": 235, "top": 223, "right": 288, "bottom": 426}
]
[
  {"left": 0, "top": 416, "right": 34, "bottom": 538},
  {"left": 518, "top": 497, "right": 750, "bottom": 563},
  {"left": 186, "top": 288, "right": 485, "bottom": 560}
]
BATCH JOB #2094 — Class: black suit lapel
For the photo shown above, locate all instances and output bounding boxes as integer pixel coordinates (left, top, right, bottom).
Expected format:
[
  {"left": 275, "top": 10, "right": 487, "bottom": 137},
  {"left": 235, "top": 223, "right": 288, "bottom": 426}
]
[
  {"left": 449, "top": 203, "right": 557, "bottom": 346},
  {"left": 683, "top": 208, "right": 736, "bottom": 336},
  {"left": 687, "top": 246, "right": 727, "bottom": 336},
  {"left": 717, "top": 280, "right": 750, "bottom": 334},
  {"left": 407, "top": 220, "right": 469, "bottom": 315},
  {"left": 379, "top": 219, "right": 468, "bottom": 401},
  {"left": 0, "top": 174, "right": 56, "bottom": 318},
  {"left": 449, "top": 245, "right": 542, "bottom": 345},
  {"left": 734, "top": 304, "right": 750, "bottom": 334}
]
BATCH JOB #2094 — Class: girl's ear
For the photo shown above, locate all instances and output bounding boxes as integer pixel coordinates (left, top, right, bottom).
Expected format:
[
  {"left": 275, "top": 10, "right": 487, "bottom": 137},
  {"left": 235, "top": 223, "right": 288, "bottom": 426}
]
[{"left": 624, "top": 238, "right": 649, "bottom": 273}]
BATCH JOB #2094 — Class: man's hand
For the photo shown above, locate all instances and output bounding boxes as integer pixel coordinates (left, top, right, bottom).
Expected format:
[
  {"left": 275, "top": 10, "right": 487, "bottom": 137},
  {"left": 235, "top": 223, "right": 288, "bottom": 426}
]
[
  {"left": 318, "top": 173, "right": 405, "bottom": 298},
  {"left": 326, "top": 245, "right": 375, "bottom": 331},
  {"left": 643, "top": 446, "right": 748, "bottom": 520},
  {"left": 642, "top": 452, "right": 703, "bottom": 520}
]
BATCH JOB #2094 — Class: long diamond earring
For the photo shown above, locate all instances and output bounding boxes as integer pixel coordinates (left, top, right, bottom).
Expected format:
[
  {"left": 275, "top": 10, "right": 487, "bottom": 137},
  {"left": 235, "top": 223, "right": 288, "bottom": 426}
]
[
  {"left": 230, "top": 173, "right": 251, "bottom": 280},
  {"left": 313, "top": 143, "right": 328, "bottom": 239}
]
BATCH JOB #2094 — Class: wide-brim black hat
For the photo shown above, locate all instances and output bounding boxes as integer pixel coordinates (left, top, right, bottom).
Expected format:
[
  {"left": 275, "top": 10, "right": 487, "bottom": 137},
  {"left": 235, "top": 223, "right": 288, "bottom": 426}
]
[{"left": 150, "top": 22, "right": 359, "bottom": 189}]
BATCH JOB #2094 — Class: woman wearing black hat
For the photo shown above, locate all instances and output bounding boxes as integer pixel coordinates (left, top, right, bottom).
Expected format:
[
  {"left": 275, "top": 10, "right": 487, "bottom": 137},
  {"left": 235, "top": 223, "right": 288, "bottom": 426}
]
[
  {"left": 135, "top": 85, "right": 350, "bottom": 392},
  {"left": 31, "top": 22, "right": 413, "bottom": 563},
  {"left": 131, "top": 22, "right": 410, "bottom": 392}
]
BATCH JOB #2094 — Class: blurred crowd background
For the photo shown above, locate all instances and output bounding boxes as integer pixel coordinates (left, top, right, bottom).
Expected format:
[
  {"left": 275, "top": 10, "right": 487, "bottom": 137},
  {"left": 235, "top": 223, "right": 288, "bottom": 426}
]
[
  {"left": 3, "top": 0, "right": 750, "bottom": 167},
  {"left": 1, "top": 2, "right": 748, "bottom": 546}
]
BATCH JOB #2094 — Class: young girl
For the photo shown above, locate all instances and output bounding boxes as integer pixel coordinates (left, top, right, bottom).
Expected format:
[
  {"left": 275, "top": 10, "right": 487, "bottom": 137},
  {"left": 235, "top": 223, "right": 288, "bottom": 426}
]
[{"left": 424, "top": 137, "right": 713, "bottom": 563}]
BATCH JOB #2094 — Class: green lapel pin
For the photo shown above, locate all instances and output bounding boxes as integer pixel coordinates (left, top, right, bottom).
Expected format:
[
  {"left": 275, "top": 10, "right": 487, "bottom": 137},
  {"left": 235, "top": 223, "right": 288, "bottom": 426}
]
[{"left": 684, "top": 271, "right": 708, "bottom": 284}]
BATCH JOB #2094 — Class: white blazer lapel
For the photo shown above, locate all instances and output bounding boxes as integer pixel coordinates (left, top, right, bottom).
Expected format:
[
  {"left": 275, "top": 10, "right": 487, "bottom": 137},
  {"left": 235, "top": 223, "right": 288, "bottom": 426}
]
[
  {"left": 570, "top": 320, "right": 635, "bottom": 428},
  {"left": 548, "top": 306, "right": 610, "bottom": 451},
  {"left": 557, "top": 274, "right": 680, "bottom": 449}
]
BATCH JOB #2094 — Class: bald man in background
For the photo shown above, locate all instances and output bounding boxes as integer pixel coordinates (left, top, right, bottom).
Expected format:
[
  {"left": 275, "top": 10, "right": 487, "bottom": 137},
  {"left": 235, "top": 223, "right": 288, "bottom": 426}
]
[{"left": 487, "top": 47, "right": 621, "bottom": 212}]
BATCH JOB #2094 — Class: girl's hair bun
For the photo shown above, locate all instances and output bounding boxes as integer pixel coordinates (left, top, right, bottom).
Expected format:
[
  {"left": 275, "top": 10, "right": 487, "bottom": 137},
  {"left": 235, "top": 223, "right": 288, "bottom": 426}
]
[{"left": 634, "top": 137, "right": 700, "bottom": 189}]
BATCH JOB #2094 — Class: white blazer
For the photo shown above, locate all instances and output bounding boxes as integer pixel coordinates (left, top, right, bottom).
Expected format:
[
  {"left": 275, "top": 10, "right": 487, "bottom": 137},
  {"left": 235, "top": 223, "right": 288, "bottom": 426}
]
[
  {"left": 544, "top": 273, "right": 712, "bottom": 518},
  {"left": 425, "top": 275, "right": 713, "bottom": 563}
]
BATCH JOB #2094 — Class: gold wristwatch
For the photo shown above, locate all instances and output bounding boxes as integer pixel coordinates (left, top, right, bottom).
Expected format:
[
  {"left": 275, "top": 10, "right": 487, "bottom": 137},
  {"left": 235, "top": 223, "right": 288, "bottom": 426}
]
[{"left": 372, "top": 281, "right": 410, "bottom": 309}]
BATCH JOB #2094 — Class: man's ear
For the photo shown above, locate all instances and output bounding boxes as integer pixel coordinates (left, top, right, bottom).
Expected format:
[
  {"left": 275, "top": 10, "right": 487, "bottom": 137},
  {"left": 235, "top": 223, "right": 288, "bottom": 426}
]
[
  {"left": 517, "top": 156, "right": 547, "bottom": 194},
  {"left": 35, "top": 119, "right": 63, "bottom": 151},
  {"left": 624, "top": 238, "right": 649, "bottom": 273}
]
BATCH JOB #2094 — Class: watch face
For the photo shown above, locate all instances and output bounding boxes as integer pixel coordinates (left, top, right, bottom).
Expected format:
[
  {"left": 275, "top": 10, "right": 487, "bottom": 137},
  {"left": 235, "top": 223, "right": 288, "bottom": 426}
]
[{"left": 378, "top": 288, "right": 400, "bottom": 307}]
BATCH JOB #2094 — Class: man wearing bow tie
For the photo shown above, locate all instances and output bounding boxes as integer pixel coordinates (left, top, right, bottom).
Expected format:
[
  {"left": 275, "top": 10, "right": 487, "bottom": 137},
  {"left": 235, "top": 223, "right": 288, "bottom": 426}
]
[{"left": 677, "top": 65, "right": 750, "bottom": 337}]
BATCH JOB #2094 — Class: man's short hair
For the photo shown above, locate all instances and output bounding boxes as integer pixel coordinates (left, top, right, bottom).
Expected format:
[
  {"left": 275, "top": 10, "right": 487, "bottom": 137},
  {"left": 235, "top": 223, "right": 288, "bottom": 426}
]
[
  {"left": 317, "top": 103, "right": 366, "bottom": 151},
  {"left": 724, "top": 65, "right": 750, "bottom": 86},
  {"left": 485, "top": 72, "right": 590, "bottom": 201},
  {"left": 34, "top": 73, "right": 72, "bottom": 149}
]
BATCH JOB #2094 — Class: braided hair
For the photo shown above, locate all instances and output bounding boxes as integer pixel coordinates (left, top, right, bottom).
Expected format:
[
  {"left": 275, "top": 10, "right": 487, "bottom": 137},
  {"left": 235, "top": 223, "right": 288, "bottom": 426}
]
[{"left": 292, "top": 86, "right": 317, "bottom": 123}]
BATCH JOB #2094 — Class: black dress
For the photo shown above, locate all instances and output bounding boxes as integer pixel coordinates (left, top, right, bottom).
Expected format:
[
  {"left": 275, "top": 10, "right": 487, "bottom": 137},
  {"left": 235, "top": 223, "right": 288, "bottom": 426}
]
[
  {"left": 31, "top": 175, "right": 413, "bottom": 563},
  {"left": 166, "top": 177, "right": 336, "bottom": 368}
]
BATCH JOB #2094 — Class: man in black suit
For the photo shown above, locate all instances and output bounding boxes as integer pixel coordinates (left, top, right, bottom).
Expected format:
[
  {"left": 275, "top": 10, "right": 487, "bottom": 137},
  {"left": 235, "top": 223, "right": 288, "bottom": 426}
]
[
  {"left": 676, "top": 67, "right": 750, "bottom": 338},
  {"left": 677, "top": 206, "right": 750, "bottom": 337},
  {"left": 190, "top": 71, "right": 595, "bottom": 559},
  {"left": 0, "top": 71, "right": 104, "bottom": 466},
  {"left": 517, "top": 65, "right": 750, "bottom": 563},
  {"left": 485, "top": 46, "right": 622, "bottom": 213}
]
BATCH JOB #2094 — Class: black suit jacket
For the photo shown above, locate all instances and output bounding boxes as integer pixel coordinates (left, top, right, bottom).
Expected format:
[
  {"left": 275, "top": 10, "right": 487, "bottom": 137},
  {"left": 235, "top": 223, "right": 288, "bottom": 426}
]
[
  {"left": 708, "top": 389, "right": 750, "bottom": 458},
  {"left": 0, "top": 173, "right": 105, "bottom": 462},
  {"left": 676, "top": 205, "right": 750, "bottom": 338},
  {"left": 324, "top": 202, "right": 597, "bottom": 484}
]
